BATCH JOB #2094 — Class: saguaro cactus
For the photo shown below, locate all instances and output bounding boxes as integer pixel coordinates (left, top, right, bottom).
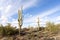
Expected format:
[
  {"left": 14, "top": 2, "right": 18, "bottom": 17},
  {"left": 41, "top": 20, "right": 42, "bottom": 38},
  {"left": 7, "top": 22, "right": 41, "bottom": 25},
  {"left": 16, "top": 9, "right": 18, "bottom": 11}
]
[
  {"left": 37, "top": 17, "right": 40, "bottom": 30},
  {"left": 18, "top": 7, "right": 23, "bottom": 36}
]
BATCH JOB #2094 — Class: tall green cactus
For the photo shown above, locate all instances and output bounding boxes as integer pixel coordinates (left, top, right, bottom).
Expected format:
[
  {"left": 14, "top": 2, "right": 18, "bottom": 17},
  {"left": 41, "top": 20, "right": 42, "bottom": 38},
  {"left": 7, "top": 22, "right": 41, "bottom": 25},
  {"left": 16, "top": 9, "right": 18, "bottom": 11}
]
[{"left": 18, "top": 7, "right": 23, "bottom": 36}]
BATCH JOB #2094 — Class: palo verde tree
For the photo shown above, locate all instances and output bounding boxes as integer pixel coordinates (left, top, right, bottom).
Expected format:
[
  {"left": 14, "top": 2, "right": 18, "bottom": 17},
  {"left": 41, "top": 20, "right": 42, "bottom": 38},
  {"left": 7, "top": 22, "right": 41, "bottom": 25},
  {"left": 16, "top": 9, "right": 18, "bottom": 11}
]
[{"left": 18, "top": 7, "right": 23, "bottom": 36}]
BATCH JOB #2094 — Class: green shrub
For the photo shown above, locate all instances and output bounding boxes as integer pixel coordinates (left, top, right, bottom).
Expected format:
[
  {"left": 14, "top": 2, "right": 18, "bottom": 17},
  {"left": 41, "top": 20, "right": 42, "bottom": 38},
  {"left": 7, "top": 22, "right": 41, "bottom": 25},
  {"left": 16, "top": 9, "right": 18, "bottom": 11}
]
[
  {"left": 0, "top": 23, "right": 18, "bottom": 36},
  {"left": 45, "top": 21, "right": 59, "bottom": 33}
]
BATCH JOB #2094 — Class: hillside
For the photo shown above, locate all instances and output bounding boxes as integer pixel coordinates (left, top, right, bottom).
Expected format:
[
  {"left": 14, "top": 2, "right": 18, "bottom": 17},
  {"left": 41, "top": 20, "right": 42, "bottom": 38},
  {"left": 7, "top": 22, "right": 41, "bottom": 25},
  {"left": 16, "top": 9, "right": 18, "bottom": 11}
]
[
  {"left": 0, "top": 26, "right": 60, "bottom": 40},
  {"left": 0, "top": 22, "right": 60, "bottom": 40}
]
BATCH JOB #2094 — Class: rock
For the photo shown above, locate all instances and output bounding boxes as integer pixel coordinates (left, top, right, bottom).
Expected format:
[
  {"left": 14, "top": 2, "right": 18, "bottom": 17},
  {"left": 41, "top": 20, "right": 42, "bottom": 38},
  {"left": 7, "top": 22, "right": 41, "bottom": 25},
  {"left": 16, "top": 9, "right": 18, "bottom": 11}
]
[
  {"left": 56, "top": 37, "right": 60, "bottom": 40},
  {"left": 1, "top": 37, "right": 8, "bottom": 40},
  {"left": 44, "top": 37, "right": 55, "bottom": 40}
]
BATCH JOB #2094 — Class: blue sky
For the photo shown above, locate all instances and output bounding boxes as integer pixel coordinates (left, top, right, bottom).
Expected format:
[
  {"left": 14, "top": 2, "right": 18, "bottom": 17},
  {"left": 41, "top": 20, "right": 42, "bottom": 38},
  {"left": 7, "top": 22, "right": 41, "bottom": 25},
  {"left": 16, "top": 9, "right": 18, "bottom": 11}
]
[{"left": 0, "top": 0, "right": 60, "bottom": 28}]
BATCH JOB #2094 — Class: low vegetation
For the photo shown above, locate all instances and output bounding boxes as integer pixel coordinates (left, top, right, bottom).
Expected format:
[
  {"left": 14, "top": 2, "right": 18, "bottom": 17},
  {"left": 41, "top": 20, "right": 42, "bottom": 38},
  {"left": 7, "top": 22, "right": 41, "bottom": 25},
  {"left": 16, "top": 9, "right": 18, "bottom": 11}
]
[{"left": 0, "top": 21, "right": 60, "bottom": 40}]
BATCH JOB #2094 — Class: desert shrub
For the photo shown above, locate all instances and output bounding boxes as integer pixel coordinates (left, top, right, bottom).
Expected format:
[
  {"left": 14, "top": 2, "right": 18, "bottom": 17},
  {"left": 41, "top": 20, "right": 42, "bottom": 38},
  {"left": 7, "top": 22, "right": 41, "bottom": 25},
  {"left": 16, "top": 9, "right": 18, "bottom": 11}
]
[
  {"left": 0, "top": 23, "right": 18, "bottom": 36},
  {"left": 45, "top": 21, "right": 59, "bottom": 33},
  {"left": 0, "top": 24, "right": 6, "bottom": 36},
  {"left": 55, "top": 24, "right": 60, "bottom": 32},
  {"left": 4, "top": 23, "right": 18, "bottom": 36}
]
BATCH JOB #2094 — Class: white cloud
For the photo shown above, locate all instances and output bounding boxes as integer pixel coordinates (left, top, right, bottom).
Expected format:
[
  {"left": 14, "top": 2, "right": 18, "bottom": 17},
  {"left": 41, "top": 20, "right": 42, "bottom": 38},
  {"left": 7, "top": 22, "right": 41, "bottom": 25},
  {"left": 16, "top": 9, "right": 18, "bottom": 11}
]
[
  {"left": 56, "top": 16, "right": 60, "bottom": 21},
  {"left": 24, "top": 6, "right": 60, "bottom": 22},
  {"left": 0, "top": 4, "right": 12, "bottom": 25},
  {"left": 10, "top": 19, "right": 18, "bottom": 28},
  {"left": 0, "top": 16, "right": 7, "bottom": 23},
  {"left": 0, "top": 15, "right": 8, "bottom": 26},
  {"left": 0, "top": 0, "right": 60, "bottom": 28},
  {"left": 0, "top": 0, "right": 37, "bottom": 17},
  {"left": 37, "top": 6, "right": 60, "bottom": 18},
  {"left": 5, "top": 5, "right": 12, "bottom": 13},
  {"left": 22, "top": 0, "right": 37, "bottom": 10},
  {"left": 0, "top": 0, "right": 37, "bottom": 18},
  {"left": 23, "top": 6, "right": 60, "bottom": 27},
  {"left": 53, "top": 16, "right": 60, "bottom": 24},
  {"left": 0, "top": 7, "right": 3, "bottom": 10},
  {"left": 0, "top": 0, "right": 37, "bottom": 27}
]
